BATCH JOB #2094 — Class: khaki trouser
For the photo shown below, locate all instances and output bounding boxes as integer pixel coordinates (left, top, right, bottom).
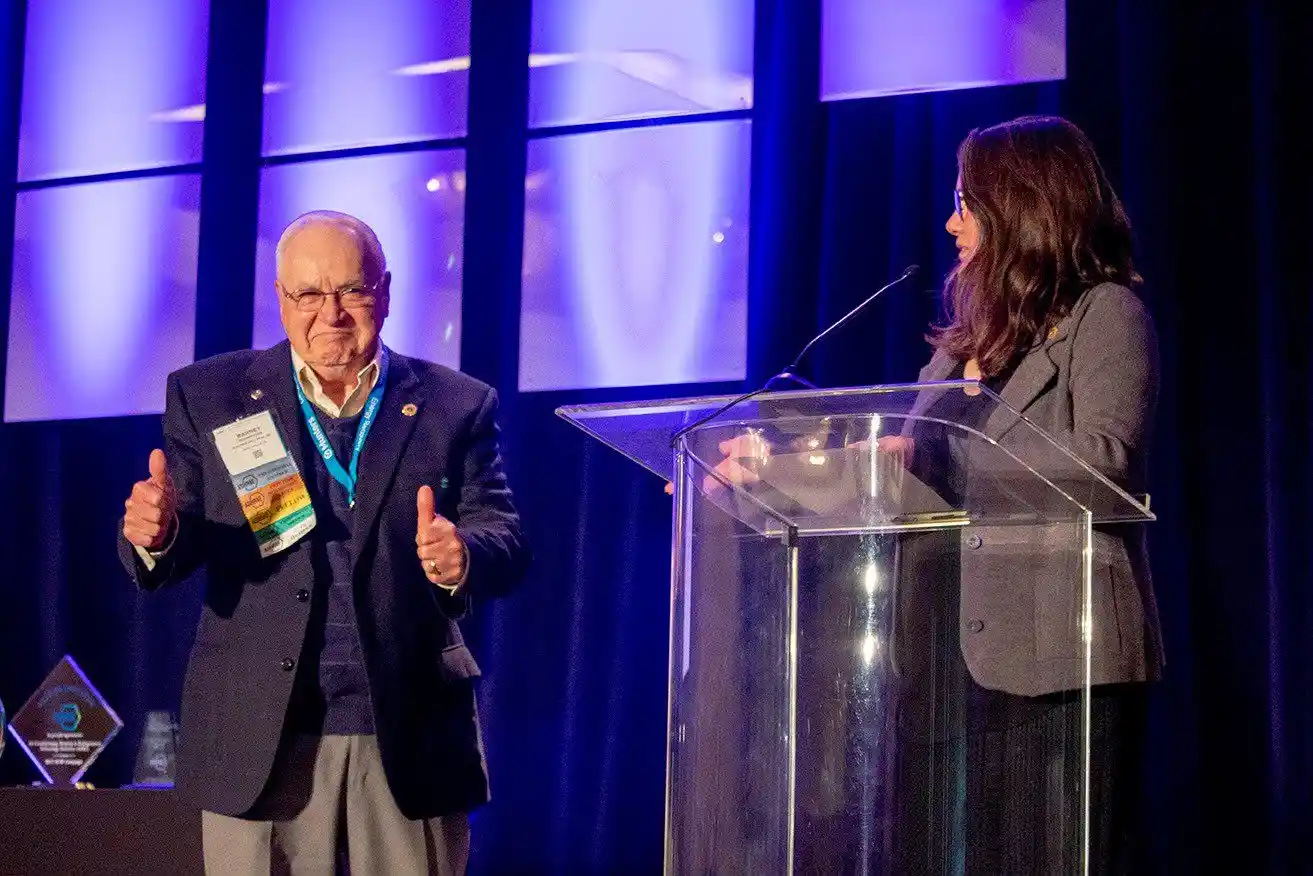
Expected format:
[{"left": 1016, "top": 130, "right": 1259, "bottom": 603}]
[{"left": 201, "top": 734, "right": 469, "bottom": 876}]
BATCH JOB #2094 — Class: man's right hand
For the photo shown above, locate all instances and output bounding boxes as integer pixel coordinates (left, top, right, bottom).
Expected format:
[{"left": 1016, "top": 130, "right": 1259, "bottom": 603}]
[{"left": 123, "top": 449, "right": 178, "bottom": 551}]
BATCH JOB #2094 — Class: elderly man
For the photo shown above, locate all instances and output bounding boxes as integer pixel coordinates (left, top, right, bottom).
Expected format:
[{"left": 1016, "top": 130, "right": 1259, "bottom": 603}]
[{"left": 119, "top": 211, "right": 529, "bottom": 875}]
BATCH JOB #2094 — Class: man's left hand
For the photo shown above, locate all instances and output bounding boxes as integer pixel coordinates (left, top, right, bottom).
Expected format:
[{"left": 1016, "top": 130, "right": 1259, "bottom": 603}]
[{"left": 417, "top": 485, "right": 465, "bottom": 588}]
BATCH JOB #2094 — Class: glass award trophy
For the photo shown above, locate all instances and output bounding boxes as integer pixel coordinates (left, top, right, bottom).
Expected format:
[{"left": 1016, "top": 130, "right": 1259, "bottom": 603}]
[
  {"left": 6, "top": 655, "right": 123, "bottom": 786},
  {"left": 132, "top": 710, "right": 179, "bottom": 788}
]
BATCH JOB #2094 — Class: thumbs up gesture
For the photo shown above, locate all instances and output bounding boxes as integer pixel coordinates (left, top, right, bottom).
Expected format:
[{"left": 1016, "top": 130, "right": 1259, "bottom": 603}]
[
  {"left": 123, "top": 449, "right": 178, "bottom": 551},
  {"left": 416, "top": 485, "right": 466, "bottom": 588}
]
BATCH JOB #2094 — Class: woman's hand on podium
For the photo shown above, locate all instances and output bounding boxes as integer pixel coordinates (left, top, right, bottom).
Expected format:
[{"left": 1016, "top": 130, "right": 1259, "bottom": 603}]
[
  {"left": 846, "top": 435, "right": 916, "bottom": 468},
  {"left": 122, "top": 448, "right": 178, "bottom": 551},
  {"left": 663, "top": 433, "right": 770, "bottom": 496},
  {"left": 702, "top": 433, "right": 768, "bottom": 494}
]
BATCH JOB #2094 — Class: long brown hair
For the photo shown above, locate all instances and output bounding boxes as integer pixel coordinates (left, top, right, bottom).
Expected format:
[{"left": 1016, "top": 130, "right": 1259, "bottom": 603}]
[{"left": 930, "top": 115, "right": 1140, "bottom": 376}]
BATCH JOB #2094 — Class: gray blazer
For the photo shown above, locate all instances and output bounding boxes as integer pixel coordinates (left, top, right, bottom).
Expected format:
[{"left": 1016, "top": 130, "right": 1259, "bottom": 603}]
[{"left": 914, "top": 282, "right": 1164, "bottom": 696}]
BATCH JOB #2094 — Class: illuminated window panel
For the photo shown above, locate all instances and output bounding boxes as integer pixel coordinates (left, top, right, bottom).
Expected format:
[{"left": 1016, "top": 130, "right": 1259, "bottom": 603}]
[
  {"left": 254, "top": 151, "right": 466, "bottom": 368},
  {"left": 17, "top": 0, "right": 210, "bottom": 181},
  {"left": 520, "top": 120, "right": 751, "bottom": 392},
  {"left": 263, "top": 0, "right": 471, "bottom": 157},
  {"left": 822, "top": 0, "right": 1065, "bottom": 102},
  {"left": 5, "top": 176, "right": 202, "bottom": 422},
  {"left": 528, "top": 0, "right": 753, "bottom": 129}
]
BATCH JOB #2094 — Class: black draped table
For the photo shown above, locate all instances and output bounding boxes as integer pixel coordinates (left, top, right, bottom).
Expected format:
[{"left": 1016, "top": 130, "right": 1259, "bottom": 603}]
[{"left": 0, "top": 788, "right": 201, "bottom": 875}]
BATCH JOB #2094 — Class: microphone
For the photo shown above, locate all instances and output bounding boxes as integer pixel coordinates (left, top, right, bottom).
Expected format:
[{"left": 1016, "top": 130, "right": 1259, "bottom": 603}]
[
  {"left": 670, "top": 264, "right": 920, "bottom": 446},
  {"left": 764, "top": 263, "right": 919, "bottom": 389}
]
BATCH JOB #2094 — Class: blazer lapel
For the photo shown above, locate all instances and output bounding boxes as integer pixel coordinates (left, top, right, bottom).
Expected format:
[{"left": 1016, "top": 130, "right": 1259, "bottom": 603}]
[
  {"left": 350, "top": 350, "right": 422, "bottom": 553},
  {"left": 982, "top": 319, "right": 1070, "bottom": 440},
  {"left": 243, "top": 340, "right": 310, "bottom": 477},
  {"left": 235, "top": 341, "right": 314, "bottom": 571}
]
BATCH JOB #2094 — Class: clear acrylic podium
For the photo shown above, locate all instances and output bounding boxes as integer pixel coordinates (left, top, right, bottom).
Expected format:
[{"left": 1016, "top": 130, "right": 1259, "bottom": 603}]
[{"left": 558, "top": 382, "right": 1154, "bottom": 875}]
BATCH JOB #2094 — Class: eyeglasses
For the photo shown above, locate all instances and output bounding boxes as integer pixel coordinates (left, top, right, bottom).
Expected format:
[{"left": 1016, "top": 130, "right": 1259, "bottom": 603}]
[
  {"left": 953, "top": 189, "right": 967, "bottom": 218},
  {"left": 281, "top": 280, "right": 381, "bottom": 312}
]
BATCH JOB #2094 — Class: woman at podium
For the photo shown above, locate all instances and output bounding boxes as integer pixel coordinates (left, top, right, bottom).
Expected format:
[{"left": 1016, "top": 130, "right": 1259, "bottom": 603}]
[
  {"left": 702, "top": 115, "right": 1159, "bottom": 875},
  {"left": 884, "top": 114, "right": 1161, "bottom": 874}
]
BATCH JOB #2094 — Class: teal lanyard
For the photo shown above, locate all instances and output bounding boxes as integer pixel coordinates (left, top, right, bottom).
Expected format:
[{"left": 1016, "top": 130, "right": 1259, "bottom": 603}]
[{"left": 292, "top": 348, "right": 390, "bottom": 508}]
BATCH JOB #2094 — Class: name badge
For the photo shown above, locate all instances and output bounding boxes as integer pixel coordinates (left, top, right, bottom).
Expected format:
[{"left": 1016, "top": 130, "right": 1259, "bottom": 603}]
[{"left": 212, "top": 411, "right": 316, "bottom": 557}]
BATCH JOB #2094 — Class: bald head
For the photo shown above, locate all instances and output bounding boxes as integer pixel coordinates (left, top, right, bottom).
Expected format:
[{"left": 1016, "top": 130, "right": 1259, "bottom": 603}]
[{"left": 275, "top": 210, "right": 386, "bottom": 284}]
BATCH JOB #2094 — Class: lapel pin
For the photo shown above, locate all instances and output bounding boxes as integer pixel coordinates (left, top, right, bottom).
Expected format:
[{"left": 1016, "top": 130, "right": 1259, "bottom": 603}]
[
  {"left": 1047, "top": 326, "right": 1060, "bottom": 340},
  {"left": 250, "top": 388, "right": 264, "bottom": 401},
  {"left": 401, "top": 402, "right": 418, "bottom": 417}
]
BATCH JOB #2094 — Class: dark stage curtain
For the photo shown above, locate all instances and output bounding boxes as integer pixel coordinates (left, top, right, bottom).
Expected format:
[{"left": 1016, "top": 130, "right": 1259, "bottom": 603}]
[{"left": 1, "top": 1, "right": 1310, "bottom": 873}]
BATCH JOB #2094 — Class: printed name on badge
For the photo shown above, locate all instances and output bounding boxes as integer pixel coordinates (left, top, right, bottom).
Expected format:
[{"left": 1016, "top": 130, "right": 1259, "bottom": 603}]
[{"left": 213, "top": 411, "right": 316, "bottom": 557}]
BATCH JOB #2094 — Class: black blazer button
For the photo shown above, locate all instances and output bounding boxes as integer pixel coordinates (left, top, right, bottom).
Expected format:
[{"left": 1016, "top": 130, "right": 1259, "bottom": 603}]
[
  {"left": 966, "top": 533, "right": 983, "bottom": 549},
  {"left": 967, "top": 619, "right": 984, "bottom": 633},
  {"left": 280, "top": 658, "right": 295, "bottom": 672},
  {"left": 295, "top": 588, "right": 310, "bottom": 603}
]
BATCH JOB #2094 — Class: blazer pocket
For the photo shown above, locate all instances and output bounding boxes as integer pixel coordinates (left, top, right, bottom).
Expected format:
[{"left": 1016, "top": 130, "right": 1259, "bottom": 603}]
[
  {"left": 1031, "top": 553, "right": 1083, "bottom": 661},
  {"left": 1091, "top": 562, "right": 1124, "bottom": 657},
  {"left": 1034, "top": 553, "right": 1122, "bottom": 660},
  {"left": 439, "top": 643, "right": 483, "bottom": 683}
]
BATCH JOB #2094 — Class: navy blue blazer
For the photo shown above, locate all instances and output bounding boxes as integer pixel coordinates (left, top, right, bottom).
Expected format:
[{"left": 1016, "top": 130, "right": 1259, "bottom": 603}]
[{"left": 118, "top": 340, "right": 530, "bottom": 819}]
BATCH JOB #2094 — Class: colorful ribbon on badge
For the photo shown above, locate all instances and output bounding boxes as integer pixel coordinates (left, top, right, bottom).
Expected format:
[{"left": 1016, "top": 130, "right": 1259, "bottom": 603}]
[{"left": 213, "top": 410, "right": 317, "bottom": 558}]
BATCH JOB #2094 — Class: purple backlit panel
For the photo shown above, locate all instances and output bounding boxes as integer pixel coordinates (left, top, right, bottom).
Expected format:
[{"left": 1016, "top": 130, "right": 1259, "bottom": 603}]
[
  {"left": 821, "top": 0, "right": 1065, "bottom": 101},
  {"left": 520, "top": 120, "right": 751, "bottom": 392},
  {"left": 17, "top": 0, "right": 209, "bottom": 181},
  {"left": 528, "top": 0, "right": 753, "bottom": 129},
  {"left": 254, "top": 151, "right": 465, "bottom": 368},
  {"left": 264, "top": 0, "right": 471, "bottom": 156},
  {"left": 6, "top": 176, "right": 201, "bottom": 422}
]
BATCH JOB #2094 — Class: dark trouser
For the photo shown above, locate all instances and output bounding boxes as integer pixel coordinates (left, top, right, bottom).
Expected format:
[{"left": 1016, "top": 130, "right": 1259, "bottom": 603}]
[{"left": 893, "top": 684, "right": 1149, "bottom": 875}]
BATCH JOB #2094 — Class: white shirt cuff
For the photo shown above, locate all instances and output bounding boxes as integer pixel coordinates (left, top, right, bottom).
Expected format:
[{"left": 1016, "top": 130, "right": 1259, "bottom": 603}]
[
  {"left": 132, "top": 514, "right": 179, "bottom": 571},
  {"left": 436, "top": 542, "right": 471, "bottom": 594}
]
